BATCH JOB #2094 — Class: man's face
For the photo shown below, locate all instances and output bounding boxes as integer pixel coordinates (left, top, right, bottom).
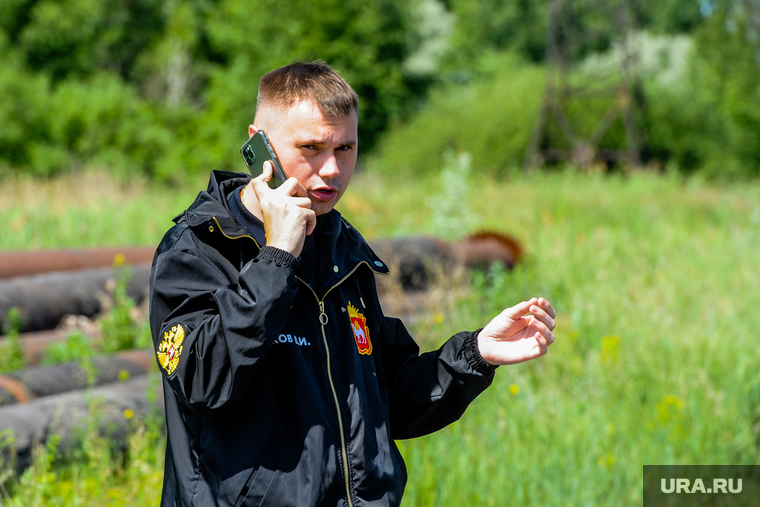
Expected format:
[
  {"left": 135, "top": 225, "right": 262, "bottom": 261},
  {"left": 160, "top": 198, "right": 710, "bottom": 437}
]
[{"left": 251, "top": 100, "right": 358, "bottom": 216}]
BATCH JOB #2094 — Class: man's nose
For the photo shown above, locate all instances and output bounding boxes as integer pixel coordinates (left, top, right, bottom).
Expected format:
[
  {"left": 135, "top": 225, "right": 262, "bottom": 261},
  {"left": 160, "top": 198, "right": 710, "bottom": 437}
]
[{"left": 319, "top": 154, "right": 341, "bottom": 179}]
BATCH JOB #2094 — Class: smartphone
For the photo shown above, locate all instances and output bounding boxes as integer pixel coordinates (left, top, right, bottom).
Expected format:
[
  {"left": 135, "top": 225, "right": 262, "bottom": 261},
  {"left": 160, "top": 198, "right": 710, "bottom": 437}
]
[{"left": 240, "top": 130, "right": 288, "bottom": 189}]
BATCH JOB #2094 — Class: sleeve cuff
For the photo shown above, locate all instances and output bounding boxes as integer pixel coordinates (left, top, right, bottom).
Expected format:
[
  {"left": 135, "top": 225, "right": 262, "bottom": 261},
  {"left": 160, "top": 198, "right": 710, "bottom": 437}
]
[
  {"left": 463, "top": 329, "right": 498, "bottom": 375},
  {"left": 256, "top": 246, "right": 300, "bottom": 271}
]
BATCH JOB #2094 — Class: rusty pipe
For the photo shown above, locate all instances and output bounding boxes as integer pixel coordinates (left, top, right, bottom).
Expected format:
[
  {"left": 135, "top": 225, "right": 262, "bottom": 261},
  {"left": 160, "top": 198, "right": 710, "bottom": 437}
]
[
  {"left": 0, "top": 348, "right": 156, "bottom": 407},
  {"left": 449, "top": 231, "right": 523, "bottom": 270},
  {"left": 0, "top": 374, "right": 164, "bottom": 473},
  {"left": 368, "top": 231, "right": 522, "bottom": 290},
  {"left": 0, "top": 264, "right": 150, "bottom": 333},
  {"left": 0, "top": 247, "right": 156, "bottom": 279},
  {"left": 0, "top": 232, "right": 520, "bottom": 332}
]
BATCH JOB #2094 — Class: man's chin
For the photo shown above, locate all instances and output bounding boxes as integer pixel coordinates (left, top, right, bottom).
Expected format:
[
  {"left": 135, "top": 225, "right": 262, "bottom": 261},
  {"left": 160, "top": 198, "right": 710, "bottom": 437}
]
[{"left": 311, "top": 199, "right": 338, "bottom": 216}]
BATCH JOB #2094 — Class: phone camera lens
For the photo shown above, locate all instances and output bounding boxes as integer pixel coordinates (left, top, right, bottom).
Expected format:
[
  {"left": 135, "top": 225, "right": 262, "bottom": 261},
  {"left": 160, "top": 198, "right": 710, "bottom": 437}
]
[{"left": 243, "top": 146, "right": 255, "bottom": 165}]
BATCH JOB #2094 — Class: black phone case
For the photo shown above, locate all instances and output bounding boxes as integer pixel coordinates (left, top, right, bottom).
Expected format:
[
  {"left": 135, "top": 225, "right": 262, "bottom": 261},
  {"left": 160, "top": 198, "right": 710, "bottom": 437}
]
[{"left": 240, "top": 131, "right": 287, "bottom": 188}]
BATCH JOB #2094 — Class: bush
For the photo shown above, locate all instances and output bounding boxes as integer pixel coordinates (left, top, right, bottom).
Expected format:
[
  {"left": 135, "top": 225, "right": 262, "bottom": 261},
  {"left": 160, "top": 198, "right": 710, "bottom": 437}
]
[
  {"left": 642, "top": 10, "right": 760, "bottom": 178},
  {"left": 0, "top": 49, "right": 187, "bottom": 180},
  {"left": 366, "top": 52, "right": 544, "bottom": 178}
]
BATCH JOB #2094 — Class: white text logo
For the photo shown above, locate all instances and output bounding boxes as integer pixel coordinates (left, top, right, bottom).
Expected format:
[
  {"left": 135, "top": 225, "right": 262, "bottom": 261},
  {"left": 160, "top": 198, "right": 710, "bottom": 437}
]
[
  {"left": 661, "top": 478, "right": 742, "bottom": 494},
  {"left": 276, "top": 334, "right": 311, "bottom": 346}
]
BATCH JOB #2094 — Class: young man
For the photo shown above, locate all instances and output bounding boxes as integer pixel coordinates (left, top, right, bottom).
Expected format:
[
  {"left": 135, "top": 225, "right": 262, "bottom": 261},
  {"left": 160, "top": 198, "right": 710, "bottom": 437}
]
[{"left": 149, "top": 61, "right": 556, "bottom": 507}]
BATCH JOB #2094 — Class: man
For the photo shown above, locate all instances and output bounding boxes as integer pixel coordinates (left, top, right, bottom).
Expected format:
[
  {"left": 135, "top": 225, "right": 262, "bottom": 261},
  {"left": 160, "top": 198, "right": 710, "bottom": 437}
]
[{"left": 149, "top": 61, "right": 556, "bottom": 507}]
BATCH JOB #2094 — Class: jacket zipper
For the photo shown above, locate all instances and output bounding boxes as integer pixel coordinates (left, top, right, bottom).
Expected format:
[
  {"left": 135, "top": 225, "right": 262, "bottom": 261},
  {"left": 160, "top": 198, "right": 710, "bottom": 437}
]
[
  {"left": 320, "top": 303, "right": 353, "bottom": 507},
  {"left": 298, "top": 270, "right": 356, "bottom": 507},
  {"left": 297, "top": 261, "right": 385, "bottom": 507},
  {"left": 215, "top": 216, "right": 380, "bottom": 506}
]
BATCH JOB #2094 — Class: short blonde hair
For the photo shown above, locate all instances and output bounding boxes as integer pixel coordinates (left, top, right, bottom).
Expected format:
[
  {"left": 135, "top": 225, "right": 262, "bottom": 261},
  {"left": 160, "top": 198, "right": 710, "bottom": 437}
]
[{"left": 256, "top": 61, "right": 359, "bottom": 119}]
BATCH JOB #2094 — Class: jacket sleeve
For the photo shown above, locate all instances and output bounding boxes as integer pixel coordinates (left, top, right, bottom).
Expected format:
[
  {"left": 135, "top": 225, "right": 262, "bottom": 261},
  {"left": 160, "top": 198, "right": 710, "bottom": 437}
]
[
  {"left": 365, "top": 275, "right": 497, "bottom": 439},
  {"left": 149, "top": 236, "right": 298, "bottom": 415}
]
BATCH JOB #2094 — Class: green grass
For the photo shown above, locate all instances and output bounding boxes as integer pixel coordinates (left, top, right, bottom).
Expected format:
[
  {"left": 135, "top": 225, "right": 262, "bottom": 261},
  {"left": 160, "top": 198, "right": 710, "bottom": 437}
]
[
  {"left": 1, "top": 167, "right": 759, "bottom": 505},
  {"left": 390, "top": 169, "right": 760, "bottom": 506},
  {"left": 0, "top": 170, "right": 206, "bottom": 251}
]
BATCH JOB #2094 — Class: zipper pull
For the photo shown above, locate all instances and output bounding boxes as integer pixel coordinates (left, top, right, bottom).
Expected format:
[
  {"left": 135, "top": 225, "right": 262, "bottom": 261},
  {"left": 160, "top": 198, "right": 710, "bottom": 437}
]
[{"left": 319, "top": 301, "right": 329, "bottom": 325}]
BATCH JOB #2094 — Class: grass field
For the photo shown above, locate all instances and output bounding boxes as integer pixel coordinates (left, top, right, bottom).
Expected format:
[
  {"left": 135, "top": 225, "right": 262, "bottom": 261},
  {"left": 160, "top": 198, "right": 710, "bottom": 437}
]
[{"left": 1, "top": 167, "right": 759, "bottom": 505}]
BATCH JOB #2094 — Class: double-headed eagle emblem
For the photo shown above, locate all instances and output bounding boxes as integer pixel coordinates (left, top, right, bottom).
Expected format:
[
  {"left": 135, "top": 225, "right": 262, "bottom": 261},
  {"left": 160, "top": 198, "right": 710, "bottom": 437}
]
[{"left": 157, "top": 323, "right": 186, "bottom": 375}]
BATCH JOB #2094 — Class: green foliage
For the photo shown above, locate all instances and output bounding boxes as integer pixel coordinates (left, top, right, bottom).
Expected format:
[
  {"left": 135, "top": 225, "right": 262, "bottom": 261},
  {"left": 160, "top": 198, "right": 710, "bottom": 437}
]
[
  {"left": 0, "top": 0, "right": 164, "bottom": 81},
  {"left": 199, "top": 0, "right": 420, "bottom": 158},
  {"left": 0, "top": 0, "right": 756, "bottom": 179},
  {"left": 443, "top": 0, "right": 703, "bottom": 70},
  {"left": 41, "top": 331, "right": 97, "bottom": 366},
  {"left": 0, "top": 40, "right": 190, "bottom": 179},
  {"left": 2, "top": 171, "right": 760, "bottom": 505},
  {"left": 0, "top": 0, "right": 428, "bottom": 180},
  {"left": 692, "top": 3, "right": 760, "bottom": 177},
  {"left": 1, "top": 418, "right": 164, "bottom": 506},
  {"left": 366, "top": 52, "right": 544, "bottom": 178},
  {"left": 634, "top": 0, "right": 704, "bottom": 35},
  {"left": 445, "top": 0, "right": 548, "bottom": 65},
  {"left": 642, "top": 4, "right": 760, "bottom": 178},
  {"left": 0, "top": 169, "right": 203, "bottom": 251},
  {"left": 99, "top": 263, "right": 141, "bottom": 354},
  {"left": 0, "top": 308, "right": 26, "bottom": 373}
]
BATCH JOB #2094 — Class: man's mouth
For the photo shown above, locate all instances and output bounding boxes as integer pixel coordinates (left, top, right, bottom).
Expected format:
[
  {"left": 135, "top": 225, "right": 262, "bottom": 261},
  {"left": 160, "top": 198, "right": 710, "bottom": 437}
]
[{"left": 311, "top": 188, "right": 338, "bottom": 201}]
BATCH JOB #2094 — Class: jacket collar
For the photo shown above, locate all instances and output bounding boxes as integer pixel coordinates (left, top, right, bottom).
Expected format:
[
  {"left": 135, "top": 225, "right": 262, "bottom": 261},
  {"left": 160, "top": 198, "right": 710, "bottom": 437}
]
[
  {"left": 182, "top": 170, "right": 250, "bottom": 239},
  {"left": 182, "top": 171, "right": 389, "bottom": 278}
]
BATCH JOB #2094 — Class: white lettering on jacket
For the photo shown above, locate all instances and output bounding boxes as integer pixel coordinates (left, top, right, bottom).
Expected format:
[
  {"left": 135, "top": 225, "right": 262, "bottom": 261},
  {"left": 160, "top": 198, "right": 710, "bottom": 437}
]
[{"left": 276, "top": 334, "right": 311, "bottom": 347}]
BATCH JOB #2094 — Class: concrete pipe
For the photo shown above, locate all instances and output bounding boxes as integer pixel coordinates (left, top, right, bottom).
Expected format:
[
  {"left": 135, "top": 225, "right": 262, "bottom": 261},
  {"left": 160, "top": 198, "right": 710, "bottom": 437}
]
[
  {"left": 0, "top": 373, "right": 164, "bottom": 473},
  {"left": 0, "top": 264, "right": 150, "bottom": 333},
  {"left": 0, "top": 348, "right": 156, "bottom": 406}
]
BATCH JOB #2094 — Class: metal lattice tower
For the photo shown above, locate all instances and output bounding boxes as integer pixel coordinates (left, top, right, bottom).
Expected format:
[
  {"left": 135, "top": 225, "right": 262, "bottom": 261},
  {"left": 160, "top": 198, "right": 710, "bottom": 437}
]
[{"left": 524, "top": 0, "right": 646, "bottom": 169}]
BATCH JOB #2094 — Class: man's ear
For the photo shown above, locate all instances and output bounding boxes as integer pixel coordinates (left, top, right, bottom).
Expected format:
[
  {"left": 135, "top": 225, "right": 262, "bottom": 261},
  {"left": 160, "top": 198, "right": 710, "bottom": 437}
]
[{"left": 248, "top": 125, "right": 259, "bottom": 138}]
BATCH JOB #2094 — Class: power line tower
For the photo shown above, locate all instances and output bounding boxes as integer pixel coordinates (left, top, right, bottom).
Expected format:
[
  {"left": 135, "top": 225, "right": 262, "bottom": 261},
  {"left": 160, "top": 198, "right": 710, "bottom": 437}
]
[{"left": 524, "top": 0, "right": 647, "bottom": 169}]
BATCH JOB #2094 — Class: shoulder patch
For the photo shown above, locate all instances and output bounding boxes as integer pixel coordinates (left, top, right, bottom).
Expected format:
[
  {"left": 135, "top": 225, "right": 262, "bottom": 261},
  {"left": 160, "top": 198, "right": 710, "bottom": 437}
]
[
  {"left": 348, "top": 302, "right": 372, "bottom": 355},
  {"left": 157, "top": 322, "right": 186, "bottom": 376}
]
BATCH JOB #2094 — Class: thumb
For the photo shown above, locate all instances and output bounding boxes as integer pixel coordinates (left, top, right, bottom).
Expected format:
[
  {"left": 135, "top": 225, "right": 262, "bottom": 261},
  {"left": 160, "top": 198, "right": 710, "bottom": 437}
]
[
  {"left": 500, "top": 298, "right": 538, "bottom": 321},
  {"left": 251, "top": 161, "right": 273, "bottom": 196}
]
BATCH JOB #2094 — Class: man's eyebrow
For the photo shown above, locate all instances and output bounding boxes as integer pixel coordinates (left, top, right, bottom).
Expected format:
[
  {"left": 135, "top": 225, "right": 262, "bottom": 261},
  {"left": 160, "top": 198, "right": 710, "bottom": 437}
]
[{"left": 299, "top": 139, "right": 357, "bottom": 147}]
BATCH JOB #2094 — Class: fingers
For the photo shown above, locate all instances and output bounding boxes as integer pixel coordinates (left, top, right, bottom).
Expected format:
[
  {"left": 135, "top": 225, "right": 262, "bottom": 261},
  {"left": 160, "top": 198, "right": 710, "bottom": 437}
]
[
  {"left": 305, "top": 213, "right": 317, "bottom": 236},
  {"left": 527, "top": 315, "right": 555, "bottom": 346},
  {"left": 537, "top": 297, "right": 556, "bottom": 319},
  {"left": 527, "top": 297, "right": 556, "bottom": 346},
  {"left": 529, "top": 302, "right": 555, "bottom": 331},
  {"left": 252, "top": 162, "right": 307, "bottom": 201},
  {"left": 500, "top": 298, "right": 538, "bottom": 321},
  {"left": 279, "top": 175, "right": 308, "bottom": 199},
  {"left": 502, "top": 297, "right": 556, "bottom": 327}
]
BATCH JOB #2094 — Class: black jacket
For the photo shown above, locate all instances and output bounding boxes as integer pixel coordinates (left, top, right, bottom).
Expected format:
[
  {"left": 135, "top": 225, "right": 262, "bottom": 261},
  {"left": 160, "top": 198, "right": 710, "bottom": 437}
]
[{"left": 149, "top": 170, "right": 496, "bottom": 507}]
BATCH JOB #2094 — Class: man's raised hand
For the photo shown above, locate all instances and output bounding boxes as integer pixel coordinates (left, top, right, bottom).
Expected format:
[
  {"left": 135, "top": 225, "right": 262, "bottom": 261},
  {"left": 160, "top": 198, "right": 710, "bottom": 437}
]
[
  {"left": 477, "top": 297, "right": 556, "bottom": 366},
  {"left": 250, "top": 161, "right": 317, "bottom": 257}
]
